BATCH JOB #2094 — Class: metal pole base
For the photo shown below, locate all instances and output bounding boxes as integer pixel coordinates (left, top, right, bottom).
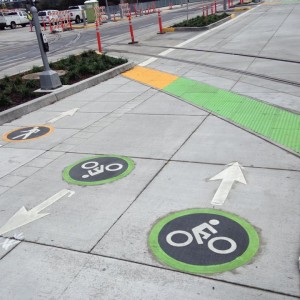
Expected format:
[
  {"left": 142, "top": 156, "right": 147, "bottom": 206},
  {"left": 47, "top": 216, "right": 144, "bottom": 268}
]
[
  {"left": 128, "top": 41, "right": 139, "bottom": 44},
  {"left": 40, "top": 70, "right": 62, "bottom": 90}
]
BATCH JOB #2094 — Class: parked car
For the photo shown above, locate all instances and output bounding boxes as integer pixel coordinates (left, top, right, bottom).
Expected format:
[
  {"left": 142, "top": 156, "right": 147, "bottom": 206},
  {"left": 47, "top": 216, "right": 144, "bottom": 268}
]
[
  {"left": 38, "top": 10, "right": 59, "bottom": 25},
  {"left": 68, "top": 5, "right": 85, "bottom": 24},
  {"left": 0, "top": 10, "right": 29, "bottom": 30}
]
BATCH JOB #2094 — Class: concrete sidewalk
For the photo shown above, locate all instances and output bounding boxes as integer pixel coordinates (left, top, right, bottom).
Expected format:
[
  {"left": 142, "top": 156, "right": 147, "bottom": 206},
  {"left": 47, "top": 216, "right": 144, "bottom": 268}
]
[{"left": 0, "top": 1, "right": 299, "bottom": 299}]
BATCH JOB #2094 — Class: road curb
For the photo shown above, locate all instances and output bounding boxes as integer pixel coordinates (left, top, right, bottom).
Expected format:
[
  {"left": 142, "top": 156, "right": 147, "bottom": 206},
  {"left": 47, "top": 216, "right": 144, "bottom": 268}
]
[{"left": 0, "top": 61, "right": 135, "bottom": 126}]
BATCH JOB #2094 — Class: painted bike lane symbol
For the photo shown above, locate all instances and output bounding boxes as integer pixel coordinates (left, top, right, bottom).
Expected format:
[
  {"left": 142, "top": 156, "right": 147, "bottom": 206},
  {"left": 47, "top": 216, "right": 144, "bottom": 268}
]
[
  {"left": 63, "top": 155, "right": 135, "bottom": 186},
  {"left": 166, "top": 219, "right": 237, "bottom": 255},
  {"left": 149, "top": 209, "right": 259, "bottom": 274},
  {"left": 80, "top": 161, "right": 123, "bottom": 179}
]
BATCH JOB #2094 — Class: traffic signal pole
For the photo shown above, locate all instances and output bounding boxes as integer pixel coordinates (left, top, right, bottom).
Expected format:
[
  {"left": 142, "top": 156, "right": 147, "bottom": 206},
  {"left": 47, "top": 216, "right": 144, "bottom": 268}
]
[{"left": 30, "top": 4, "right": 62, "bottom": 90}]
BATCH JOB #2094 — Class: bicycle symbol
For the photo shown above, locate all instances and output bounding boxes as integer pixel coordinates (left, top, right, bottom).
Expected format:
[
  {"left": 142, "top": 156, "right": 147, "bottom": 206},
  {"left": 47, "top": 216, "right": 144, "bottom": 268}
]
[
  {"left": 166, "top": 219, "right": 237, "bottom": 255},
  {"left": 81, "top": 161, "right": 123, "bottom": 179}
]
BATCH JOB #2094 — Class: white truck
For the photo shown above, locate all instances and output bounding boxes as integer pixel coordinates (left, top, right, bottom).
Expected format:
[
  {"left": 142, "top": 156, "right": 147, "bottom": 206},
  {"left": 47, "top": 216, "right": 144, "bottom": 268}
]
[
  {"left": 68, "top": 5, "right": 108, "bottom": 23},
  {"left": 68, "top": 5, "right": 85, "bottom": 24},
  {"left": 0, "top": 10, "right": 29, "bottom": 30}
]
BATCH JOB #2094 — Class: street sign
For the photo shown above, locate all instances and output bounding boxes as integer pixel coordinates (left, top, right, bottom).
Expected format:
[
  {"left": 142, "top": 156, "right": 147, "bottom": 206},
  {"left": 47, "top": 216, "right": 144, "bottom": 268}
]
[
  {"left": 2, "top": 125, "right": 54, "bottom": 142},
  {"left": 149, "top": 209, "right": 259, "bottom": 274},
  {"left": 63, "top": 155, "right": 135, "bottom": 186}
]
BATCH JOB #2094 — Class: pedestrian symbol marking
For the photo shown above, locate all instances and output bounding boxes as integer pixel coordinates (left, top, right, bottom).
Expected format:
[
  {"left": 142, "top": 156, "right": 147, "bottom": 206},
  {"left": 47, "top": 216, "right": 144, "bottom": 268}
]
[
  {"left": 63, "top": 155, "right": 135, "bottom": 186},
  {"left": 149, "top": 209, "right": 259, "bottom": 274},
  {"left": 2, "top": 125, "right": 54, "bottom": 142}
]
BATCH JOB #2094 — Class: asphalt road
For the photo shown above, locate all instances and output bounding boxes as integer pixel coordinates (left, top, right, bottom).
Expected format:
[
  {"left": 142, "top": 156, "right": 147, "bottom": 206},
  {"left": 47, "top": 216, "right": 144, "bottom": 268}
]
[{"left": 0, "top": 1, "right": 217, "bottom": 73}]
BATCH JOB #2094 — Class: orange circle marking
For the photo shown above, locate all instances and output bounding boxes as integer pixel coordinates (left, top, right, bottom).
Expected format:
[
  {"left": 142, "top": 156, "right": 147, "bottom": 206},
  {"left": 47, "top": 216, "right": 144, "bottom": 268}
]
[{"left": 2, "top": 125, "right": 55, "bottom": 143}]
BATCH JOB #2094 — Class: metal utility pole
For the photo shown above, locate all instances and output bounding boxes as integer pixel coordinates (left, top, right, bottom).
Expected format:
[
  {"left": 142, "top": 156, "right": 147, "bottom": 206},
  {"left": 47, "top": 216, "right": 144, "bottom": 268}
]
[
  {"left": 30, "top": 1, "right": 62, "bottom": 90},
  {"left": 186, "top": 0, "right": 189, "bottom": 21},
  {"left": 104, "top": 0, "right": 111, "bottom": 20}
]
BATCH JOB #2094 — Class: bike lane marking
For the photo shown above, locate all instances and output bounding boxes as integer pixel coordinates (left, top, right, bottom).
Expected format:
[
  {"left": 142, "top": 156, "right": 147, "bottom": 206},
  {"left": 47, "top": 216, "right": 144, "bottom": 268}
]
[
  {"left": 2, "top": 125, "right": 55, "bottom": 142},
  {"left": 149, "top": 209, "right": 259, "bottom": 274},
  {"left": 123, "top": 66, "right": 300, "bottom": 154},
  {"left": 63, "top": 154, "right": 135, "bottom": 186}
]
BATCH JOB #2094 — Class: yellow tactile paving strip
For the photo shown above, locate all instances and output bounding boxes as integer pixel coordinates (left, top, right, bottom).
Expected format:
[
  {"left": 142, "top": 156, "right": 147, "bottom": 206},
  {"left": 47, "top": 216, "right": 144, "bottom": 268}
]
[{"left": 123, "top": 66, "right": 178, "bottom": 89}]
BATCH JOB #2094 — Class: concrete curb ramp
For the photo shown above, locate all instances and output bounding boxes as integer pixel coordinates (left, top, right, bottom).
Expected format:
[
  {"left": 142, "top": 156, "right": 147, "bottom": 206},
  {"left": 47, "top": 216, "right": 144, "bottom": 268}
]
[{"left": 0, "top": 62, "right": 135, "bottom": 126}]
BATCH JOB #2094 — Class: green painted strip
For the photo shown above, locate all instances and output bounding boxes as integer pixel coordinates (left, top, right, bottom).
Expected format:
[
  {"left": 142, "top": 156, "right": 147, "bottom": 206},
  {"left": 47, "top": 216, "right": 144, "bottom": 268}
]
[{"left": 163, "top": 78, "right": 300, "bottom": 153}]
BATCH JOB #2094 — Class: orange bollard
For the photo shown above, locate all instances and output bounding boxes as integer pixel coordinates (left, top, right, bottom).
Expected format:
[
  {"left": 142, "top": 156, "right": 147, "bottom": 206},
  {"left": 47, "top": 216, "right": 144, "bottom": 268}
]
[
  {"left": 128, "top": 15, "right": 138, "bottom": 44},
  {"left": 95, "top": 20, "right": 102, "bottom": 52},
  {"left": 157, "top": 9, "right": 165, "bottom": 34}
]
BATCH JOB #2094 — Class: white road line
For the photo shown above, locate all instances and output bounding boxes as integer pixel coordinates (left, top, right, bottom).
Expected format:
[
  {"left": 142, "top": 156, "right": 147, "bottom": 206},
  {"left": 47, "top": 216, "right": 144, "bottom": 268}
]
[
  {"left": 139, "top": 5, "right": 259, "bottom": 66},
  {"left": 0, "top": 57, "right": 26, "bottom": 66},
  {"left": 139, "top": 23, "right": 155, "bottom": 29}
]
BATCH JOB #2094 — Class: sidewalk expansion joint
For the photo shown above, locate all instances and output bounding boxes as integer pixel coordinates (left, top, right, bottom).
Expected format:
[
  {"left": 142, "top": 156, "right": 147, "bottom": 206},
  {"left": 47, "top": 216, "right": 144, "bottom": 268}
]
[{"left": 2, "top": 239, "right": 299, "bottom": 299}]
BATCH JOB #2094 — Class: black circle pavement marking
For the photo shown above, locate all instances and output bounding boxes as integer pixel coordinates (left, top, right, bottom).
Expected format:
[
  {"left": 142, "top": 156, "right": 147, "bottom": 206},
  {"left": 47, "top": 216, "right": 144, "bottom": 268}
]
[
  {"left": 63, "top": 155, "right": 135, "bottom": 186},
  {"left": 149, "top": 209, "right": 259, "bottom": 274}
]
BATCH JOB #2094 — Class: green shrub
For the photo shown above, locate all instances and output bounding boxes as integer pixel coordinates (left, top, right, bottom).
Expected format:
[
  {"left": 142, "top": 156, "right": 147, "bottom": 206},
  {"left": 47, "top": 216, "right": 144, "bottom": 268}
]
[
  {"left": 32, "top": 65, "right": 42, "bottom": 73},
  {"left": 173, "top": 13, "right": 229, "bottom": 27},
  {"left": 25, "top": 80, "right": 37, "bottom": 89},
  {"left": 0, "top": 94, "right": 11, "bottom": 107},
  {"left": 19, "top": 86, "right": 31, "bottom": 98}
]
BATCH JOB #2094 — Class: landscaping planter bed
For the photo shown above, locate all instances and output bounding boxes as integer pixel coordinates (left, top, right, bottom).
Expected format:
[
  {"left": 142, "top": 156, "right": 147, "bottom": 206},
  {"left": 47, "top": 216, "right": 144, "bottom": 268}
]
[
  {"left": 171, "top": 13, "right": 231, "bottom": 31},
  {"left": 0, "top": 50, "right": 128, "bottom": 113}
]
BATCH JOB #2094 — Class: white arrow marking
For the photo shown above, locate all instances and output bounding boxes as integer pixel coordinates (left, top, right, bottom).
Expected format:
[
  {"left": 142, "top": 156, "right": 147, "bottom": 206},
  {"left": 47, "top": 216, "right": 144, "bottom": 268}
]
[
  {"left": 47, "top": 108, "right": 79, "bottom": 124},
  {"left": 209, "top": 162, "right": 246, "bottom": 206},
  {"left": 0, "top": 189, "right": 75, "bottom": 236}
]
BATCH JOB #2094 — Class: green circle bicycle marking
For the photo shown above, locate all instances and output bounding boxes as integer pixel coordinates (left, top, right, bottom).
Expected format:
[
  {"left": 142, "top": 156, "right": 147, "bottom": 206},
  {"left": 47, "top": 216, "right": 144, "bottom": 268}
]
[
  {"left": 62, "top": 155, "right": 135, "bottom": 186},
  {"left": 149, "top": 209, "right": 259, "bottom": 274}
]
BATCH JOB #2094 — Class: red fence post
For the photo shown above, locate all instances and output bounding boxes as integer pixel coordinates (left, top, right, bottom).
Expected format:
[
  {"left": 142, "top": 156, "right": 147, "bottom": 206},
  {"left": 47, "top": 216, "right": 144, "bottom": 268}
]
[
  {"left": 214, "top": 1, "right": 217, "bottom": 13},
  {"left": 68, "top": 13, "right": 73, "bottom": 31},
  {"left": 95, "top": 20, "right": 102, "bottom": 52}
]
